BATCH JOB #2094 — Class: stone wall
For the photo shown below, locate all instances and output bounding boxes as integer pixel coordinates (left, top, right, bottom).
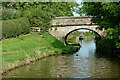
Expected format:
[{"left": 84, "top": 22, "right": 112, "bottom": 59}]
[{"left": 51, "top": 16, "right": 95, "bottom": 26}]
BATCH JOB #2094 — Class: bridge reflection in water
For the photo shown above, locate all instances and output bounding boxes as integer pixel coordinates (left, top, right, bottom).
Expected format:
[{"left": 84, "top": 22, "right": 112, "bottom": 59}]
[{"left": 3, "top": 40, "right": 120, "bottom": 78}]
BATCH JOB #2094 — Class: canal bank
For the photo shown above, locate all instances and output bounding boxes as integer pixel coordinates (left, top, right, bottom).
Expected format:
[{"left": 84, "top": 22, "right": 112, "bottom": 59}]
[
  {"left": 3, "top": 40, "right": 120, "bottom": 78},
  {"left": 2, "top": 32, "right": 80, "bottom": 74},
  {"left": 95, "top": 37, "right": 120, "bottom": 59}
]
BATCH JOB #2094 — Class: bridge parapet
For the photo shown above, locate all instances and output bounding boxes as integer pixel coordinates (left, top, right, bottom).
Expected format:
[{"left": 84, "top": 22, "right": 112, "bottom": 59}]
[{"left": 51, "top": 16, "right": 96, "bottom": 26}]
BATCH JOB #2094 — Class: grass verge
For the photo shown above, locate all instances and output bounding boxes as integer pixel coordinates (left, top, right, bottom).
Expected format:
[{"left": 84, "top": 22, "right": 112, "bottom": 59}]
[{"left": 2, "top": 32, "right": 79, "bottom": 74}]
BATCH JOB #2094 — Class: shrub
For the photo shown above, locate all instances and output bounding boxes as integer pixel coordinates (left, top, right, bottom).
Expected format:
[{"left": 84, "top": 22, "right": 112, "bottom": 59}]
[
  {"left": 21, "top": 8, "right": 52, "bottom": 32},
  {"left": 2, "top": 8, "right": 21, "bottom": 20},
  {"left": 29, "top": 16, "right": 43, "bottom": 27},
  {"left": 2, "top": 18, "right": 30, "bottom": 39}
]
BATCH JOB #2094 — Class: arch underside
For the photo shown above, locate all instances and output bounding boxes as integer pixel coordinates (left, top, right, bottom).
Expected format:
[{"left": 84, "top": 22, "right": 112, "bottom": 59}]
[
  {"left": 64, "top": 28, "right": 102, "bottom": 46},
  {"left": 50, "top": 16, "right": 104, "bottom": 45},
  {"left": 49, "top": 25, "right": 103, "bottom": 46}
]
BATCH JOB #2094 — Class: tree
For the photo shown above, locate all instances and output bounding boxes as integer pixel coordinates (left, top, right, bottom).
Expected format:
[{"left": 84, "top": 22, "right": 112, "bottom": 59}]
[
  {"left": 77, "top": 2, "right": 120, "bottom": 48},
  {"left": 2, "top": 2, "right": 79, "bottom": 32}
]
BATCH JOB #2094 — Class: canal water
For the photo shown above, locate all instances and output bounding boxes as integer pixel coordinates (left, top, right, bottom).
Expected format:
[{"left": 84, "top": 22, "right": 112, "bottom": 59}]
[{"left": 3, "top": 40, "right": 120, "bottom": 78}]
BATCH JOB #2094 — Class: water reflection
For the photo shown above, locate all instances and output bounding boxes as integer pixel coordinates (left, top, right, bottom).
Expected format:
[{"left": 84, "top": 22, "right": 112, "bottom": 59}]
[
  {"left": 76, "top": 40, "right": 96, "bottom": 58},
  {"left": 3, "top": 40, "right": 120, "bottom": 78}
]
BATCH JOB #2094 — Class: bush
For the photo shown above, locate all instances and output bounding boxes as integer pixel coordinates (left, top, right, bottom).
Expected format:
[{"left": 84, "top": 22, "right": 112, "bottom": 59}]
[
  {"left": 2, "top": 18, "right": 30, "bottom": 39},
  {"left": 2, "top": 8, "right": 21, "bottom": 20},
  {"left": 95, "top": 38, "right": 120, "bottom": 58},
  {"left": 29, "top": 16, "right": 43, "bottom": 27},
  {"left": 21, "top": 8, "right": 52, "bottom": 32}
]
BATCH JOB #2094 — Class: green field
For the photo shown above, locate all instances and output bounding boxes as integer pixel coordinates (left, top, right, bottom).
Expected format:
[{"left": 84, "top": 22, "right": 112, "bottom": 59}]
[{"left": 2, "top": 33, "right": 76, "bottom": 73}]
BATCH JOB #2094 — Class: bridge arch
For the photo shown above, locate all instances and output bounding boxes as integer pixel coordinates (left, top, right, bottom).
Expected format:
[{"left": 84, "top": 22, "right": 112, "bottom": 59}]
[
  {"left": 49, "top": 16, "right": 104, "bottom": 45},
  {"left": 64, "top": 28, "right": 102, "bottom": 45}
]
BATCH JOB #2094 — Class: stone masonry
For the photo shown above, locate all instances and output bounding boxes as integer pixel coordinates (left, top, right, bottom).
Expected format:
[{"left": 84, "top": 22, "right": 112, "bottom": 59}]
[{"left": 49, "top": 16, "right": 104, "bottom": 44}]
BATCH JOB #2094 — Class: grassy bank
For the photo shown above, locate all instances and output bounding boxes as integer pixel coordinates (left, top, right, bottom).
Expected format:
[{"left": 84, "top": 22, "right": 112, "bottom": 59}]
[{"left": 2, "top": 33, "right": 79, "bottom": 73}]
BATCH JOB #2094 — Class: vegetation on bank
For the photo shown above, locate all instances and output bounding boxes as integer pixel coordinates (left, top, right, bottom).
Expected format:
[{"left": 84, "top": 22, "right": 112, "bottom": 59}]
[
  {"left": 95, "top": 38, "right": 120, "bottom": 58},
  {"left": 2, "top": 2, "right": 78, "bottom": 32},
  {"left": 77, "top": 2, "right": 120, "bottom": 49},
  {"left": 1, "top": 2, "right": 80, "bottom": 73},
  {"left": 1, "top": 2, "right": 79, "bottom": 39},
  {"left": 76, "top": 2, "right": 120, "bottom": 57},
  {"left": 2, "top": 32, "right": 78, "bottom": 73},
  {"left": 2, "top": 18, "right": 30, "bottom": 39}
]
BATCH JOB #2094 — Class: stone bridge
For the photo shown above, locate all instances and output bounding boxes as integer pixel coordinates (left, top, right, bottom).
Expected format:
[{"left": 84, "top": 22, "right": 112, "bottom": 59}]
[{"left": 49, "top": 16, "right": 104, "bottom": 45}]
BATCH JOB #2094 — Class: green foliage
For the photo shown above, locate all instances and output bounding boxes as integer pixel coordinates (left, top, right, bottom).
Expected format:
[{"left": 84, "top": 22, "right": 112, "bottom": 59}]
[
  {"left": 2, "top": 18, "right": 30, "bottom": 39},
  {"left": 96, "top": 38, "right": 120, "bottom": 57},
  {"left": 2, "top": 2, "right": 79, "bottom": 32},
  {"left": 77, "top": 2, "right": 120, "bottom": 48},
  {"left": 2, "top": 8, "right": 21, "bottom": 20},
  {"left": 29, "top": 16, "right": 43, "bottom": 27},
  {"left": 24, "top": 8, "right": 51, "bottom": 31},
  {"left": 2, "top": 2, "right": 78, "bottom": 14},
  {"left": 105, "top": 27, "right": 120, "bottom": 48}
]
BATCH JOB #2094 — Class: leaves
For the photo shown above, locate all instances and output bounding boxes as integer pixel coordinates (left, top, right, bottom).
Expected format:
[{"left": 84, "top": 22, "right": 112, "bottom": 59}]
[
  {"left": 2, "top": 8, "right": 21, "bottom": 20},
  {"left": 77, "top": 2, "right": 120, "bottom": 48},
  {"left": 2, "top": 18, "right": 30, "bottom": 39},
  {"left": 2, "top": 2, "right": 79, "bottom": 32}
]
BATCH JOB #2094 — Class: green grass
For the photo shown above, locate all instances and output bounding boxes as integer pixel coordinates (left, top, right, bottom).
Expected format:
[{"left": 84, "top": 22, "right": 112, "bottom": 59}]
[{"left": 2, "top": 33, "right": 75, "bottom": 72}]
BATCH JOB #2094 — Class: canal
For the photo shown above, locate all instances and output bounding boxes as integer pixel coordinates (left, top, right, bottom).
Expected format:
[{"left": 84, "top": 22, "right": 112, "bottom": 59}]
[{"left": 3, "top": 40, "right": 120, "bottom": 78}]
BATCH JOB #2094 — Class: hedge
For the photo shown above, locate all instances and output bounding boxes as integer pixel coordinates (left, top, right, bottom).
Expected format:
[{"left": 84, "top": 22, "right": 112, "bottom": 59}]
[
  {"left": 2, "top": 8, "right": 22, "bottom": 20},
  {"left": 2, "top": 18, "right": 30, "bottom": 39}
]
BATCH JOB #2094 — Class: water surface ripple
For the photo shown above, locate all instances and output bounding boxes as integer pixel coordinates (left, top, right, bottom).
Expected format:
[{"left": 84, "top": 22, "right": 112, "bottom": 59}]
[{"left": 3, "top": 40, "right": 120, "bottom": 78}]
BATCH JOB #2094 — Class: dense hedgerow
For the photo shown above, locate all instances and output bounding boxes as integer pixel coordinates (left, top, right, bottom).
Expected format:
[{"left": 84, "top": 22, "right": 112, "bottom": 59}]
[
  {"left": 2, "top": 2, "right": 78, "bottom": 32},
  {"left": 2, "top": 8, "right": 21, "bottom": 20},
  {"left": 2, "top": 18, "right": 30, "bottom": 39}
]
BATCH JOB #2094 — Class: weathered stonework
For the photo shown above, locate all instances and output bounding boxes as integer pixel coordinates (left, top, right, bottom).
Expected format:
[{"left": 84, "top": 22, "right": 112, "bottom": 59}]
[
  {"left": 50, "top": 16, "right": 104, "bottom": 44},
  {"left": 51, "top": 16, "right": 95, "bottom": 26}
]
